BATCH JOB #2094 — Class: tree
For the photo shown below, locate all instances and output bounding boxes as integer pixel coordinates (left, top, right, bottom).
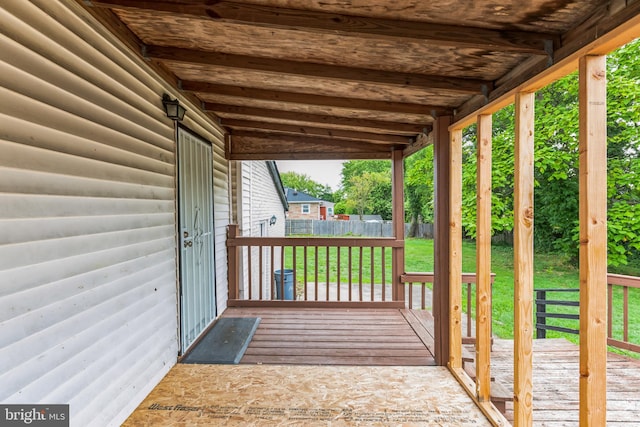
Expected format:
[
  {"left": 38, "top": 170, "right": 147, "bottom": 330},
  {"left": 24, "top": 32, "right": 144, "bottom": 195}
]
[
  {"left": 280, "top": 171, "right": 334, "bottom": 201},
  {"left": 405, "top": 146, "right": 434, "bottom": 236},
  {"left": 340, "top": 160, "right": 392, "bottom": 220},
  {"left": 451, "top": 39, "right": 640, "bottom": 267},
  {"left": 341, "top": 160, "right": 391, "bottom": 188}
]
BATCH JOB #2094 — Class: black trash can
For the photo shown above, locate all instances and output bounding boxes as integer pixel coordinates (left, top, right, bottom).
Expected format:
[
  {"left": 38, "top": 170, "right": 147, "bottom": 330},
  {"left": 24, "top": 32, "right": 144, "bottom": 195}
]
[{"left": 274, "top": 269, "right": 294, "bottom": 300}]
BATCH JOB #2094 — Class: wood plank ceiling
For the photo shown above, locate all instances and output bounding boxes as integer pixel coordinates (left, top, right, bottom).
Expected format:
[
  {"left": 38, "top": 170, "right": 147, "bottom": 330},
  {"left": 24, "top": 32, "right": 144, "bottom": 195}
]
[{"left": 82, "top": 0, "right": 639, "bottom": 160}]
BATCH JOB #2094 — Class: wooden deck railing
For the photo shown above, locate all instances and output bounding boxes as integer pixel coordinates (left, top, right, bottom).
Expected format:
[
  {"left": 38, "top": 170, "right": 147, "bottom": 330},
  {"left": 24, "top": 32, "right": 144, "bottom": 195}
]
[
  {"left": 401, "top": 272, "right": 495, "bottom": 343},
  {"left": 534, "top": 273, "right": 640, "bottom": 353},
  {"left": 607, "top": 273, "right": 640, "bottom": 353},
  {"left": 227, "top": 224, "right": 404, "bottom": 306}
]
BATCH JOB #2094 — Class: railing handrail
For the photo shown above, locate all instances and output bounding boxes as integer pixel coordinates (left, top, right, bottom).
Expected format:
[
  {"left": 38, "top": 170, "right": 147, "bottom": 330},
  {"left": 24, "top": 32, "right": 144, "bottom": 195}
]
[
  {"left": 228, "top": 235, "right": 403, "bottom": 248},
  {"left": 402, "top": 272, "right": 496, "bottom": 284},
  {"left": 607, "top": 273, "right": 640, "bottom": 288}
]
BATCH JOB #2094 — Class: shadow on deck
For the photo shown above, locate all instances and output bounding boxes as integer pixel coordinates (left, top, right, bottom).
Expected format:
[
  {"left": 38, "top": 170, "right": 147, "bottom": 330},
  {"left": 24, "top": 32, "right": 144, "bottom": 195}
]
[{"left": 223, "top": 307, "right": 436, "bottom": 366}]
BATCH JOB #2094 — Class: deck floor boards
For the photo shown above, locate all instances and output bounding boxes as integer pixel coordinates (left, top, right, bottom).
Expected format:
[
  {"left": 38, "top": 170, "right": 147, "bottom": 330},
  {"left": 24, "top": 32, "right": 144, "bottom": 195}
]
[
  {"left": 219, "top": 307, "right": 640, "bottom": 425},
  {"left": 487, "top": 338, "right": 640, "bottom": 426},
  {"left": 222, "top": 307, "right": 436, "bottom": 366}
]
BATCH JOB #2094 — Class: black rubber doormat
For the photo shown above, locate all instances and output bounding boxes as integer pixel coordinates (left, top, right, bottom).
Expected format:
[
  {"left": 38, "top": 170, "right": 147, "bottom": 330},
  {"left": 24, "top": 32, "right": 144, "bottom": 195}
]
[{"left": 182, "top": 318, "right": 260, "bottom": 364}]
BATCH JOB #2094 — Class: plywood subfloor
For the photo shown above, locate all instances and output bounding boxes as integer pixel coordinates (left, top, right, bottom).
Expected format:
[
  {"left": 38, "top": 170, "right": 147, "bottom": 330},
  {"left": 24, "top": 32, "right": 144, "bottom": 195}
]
[
  {"left": 123, "top": 364, "right": 492, "bottom": 426},
  {"left": 488, "top": 338, "right": 640, "bottom": 426},
  {"left": 221, "top": 307, "right": 435, "bottom": 366}
]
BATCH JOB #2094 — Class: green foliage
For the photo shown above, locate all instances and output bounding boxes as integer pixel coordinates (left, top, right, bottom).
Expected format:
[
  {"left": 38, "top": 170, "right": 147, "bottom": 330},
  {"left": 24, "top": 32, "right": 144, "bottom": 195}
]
[
  {"left": 439, "top": 39, "right": 640, "bottom": 266},
  {"left": 533, "top": 71, "right": 580, "bottom": 256},
  {"left": 340, "top": 160, "right": 391, "bottom": 189},
  {"left": 280, "top": 171, "right": 334, "bottom": 202},
  {"left": 340, "top": 160, "right": 392, "bottom": 220},
  {"left": 405, "top": 146, "right": 434, "bottom": 229}
]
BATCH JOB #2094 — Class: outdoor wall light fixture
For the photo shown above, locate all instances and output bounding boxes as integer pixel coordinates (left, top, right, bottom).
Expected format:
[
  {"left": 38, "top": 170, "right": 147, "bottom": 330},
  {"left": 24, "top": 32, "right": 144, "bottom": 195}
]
[
  {"left": 162, "top": 93, "right": 186, "bottom": 121},
  {"left": 270, "top": 215, "right": 277, "bottom": 226}
]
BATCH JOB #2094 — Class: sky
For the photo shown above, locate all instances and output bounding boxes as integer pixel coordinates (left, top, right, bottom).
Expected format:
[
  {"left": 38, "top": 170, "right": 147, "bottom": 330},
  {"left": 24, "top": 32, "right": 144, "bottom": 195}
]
[{"left": 276, "top": 160, "right": 345, "bottom": 191}]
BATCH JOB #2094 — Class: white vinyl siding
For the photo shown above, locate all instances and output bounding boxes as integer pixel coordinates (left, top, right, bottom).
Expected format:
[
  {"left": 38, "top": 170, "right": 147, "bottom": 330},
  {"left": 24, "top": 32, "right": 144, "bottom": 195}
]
[
  {"left": 236, "top": 161, "right": 286, "bottom": 299},
  {"left": 0, "top": 1, "right": 229, "bottom": 426}
]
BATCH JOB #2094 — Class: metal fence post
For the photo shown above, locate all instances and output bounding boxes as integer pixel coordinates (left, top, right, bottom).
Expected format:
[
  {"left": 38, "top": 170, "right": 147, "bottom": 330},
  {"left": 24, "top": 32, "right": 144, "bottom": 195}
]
[{"left": 536, "top": 289, "right": 547, "bottom": 338}]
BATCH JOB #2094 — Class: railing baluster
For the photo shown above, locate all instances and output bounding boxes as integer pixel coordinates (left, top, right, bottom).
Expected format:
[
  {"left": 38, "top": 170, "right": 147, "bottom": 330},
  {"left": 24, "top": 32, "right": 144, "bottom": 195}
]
[
  {"left": 408, "top": 282, "right": 413, "bottom": 309},
  {"left": 337, "top": 246, "right": 341, "bottom": 301},
  {"left": 359, "top": 246, "right": 363, "bottom": 301},
  {"left": 292, "top": 246, "right": 297, "bottom": 300},
  {"left": 370, "top": 247, "right": 374, "bottom": 302},
  {"left": 348, "top": 247, "right": 353, "bottom": 301},
  {"left": 279, "top": 246, "right": 285, "bottom": 300},
  {"left": 608, "top": 284, "right": 613, "bottom": 339},
  {"left": 381, "top": 248, "right": 386, "bottom": 301},
  {"left": 248, "top": 246, "right": 253, "bottom": 300},
  {"left": 258, "top": 246, "right": 264, "bottom": 300},
  {"left": 270, "top": 246, "right": 275, "bottom": 299},
  {"left": 303, "top": 246, "right": 308, "bottom": 301},
  {"left": 325, "top": 246, "right": 330, "bottom": 301},
  {"left": 624, "top": 286, "right": 629, "bottom": 342},
  {"left": 421, "top": 282, "right": 426, "bottom": 310},
  {"left": 314, "top": 246, "right": 319, "bottom": 301},
  {"left": 466, "top": 282, "right": 472, "bottom": 340}
]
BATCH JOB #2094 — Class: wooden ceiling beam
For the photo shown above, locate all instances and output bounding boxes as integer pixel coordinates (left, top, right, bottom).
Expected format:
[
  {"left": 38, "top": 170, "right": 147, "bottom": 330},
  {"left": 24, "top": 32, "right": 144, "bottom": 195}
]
[
  {"left": 145, "top": 46, "right": 490, "bottom": 95},
  {"left": 403, "top": 131, "right": 434, "bottom": 158},
  {"left": 452, "top": 0, "right": 640, "bottom": 127},
  {"left": 220, "top": 119, "right": 413, "bottom": 144},
  {"left": 181, "top": 81, "right": 448, "bottom": 116},
  {"left": 228, "top": 130, "right": 395, "bottom": 160},
  {"left": 204, "top": 103, "right": 427, "bottom": 134},
  {"left": 86, "top": 0, "right": 557, "bottom": 54}
]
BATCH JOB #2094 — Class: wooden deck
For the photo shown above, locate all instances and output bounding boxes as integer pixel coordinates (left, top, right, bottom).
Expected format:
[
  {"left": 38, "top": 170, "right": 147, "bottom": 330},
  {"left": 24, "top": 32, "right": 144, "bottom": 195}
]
[
  {"left": 221, "top": 307, "right": 436, "bottom": 366},
  {"left": 221, "top": 307, "right": 640, "bottom": 426},
  {"left": 125, "top": 308, "right": 491, "bottom": 426},
  {"left": 484, "top": 338, "right": 640, "bottom": 426}
]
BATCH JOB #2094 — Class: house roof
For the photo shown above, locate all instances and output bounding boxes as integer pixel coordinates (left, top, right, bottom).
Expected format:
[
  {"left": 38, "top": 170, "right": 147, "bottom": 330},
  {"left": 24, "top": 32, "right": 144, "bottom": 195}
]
[
  {"left": 266, "top": 161, "right": 288, "bottom": 211},
  {"left": 83, "top": 1, "right": 639, "bottom": 160},
  {"left": 285, "top": 188, "right": 325, "bottom": 204}
]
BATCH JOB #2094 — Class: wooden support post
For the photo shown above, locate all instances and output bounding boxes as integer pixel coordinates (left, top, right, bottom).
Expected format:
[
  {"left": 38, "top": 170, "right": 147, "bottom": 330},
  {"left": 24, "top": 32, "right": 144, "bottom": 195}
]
[
  {"left": 449, "top": 126, "right": 463, "bottom": 370},
  {"left": 476, "top": 114, "right": 492, "bottom": 402},
  {"left": 434, "top": 115, "right": 453, "bottom": 366},
  {"left": 579, "top": 55, "right": 608, "bottom": 427},
  {"left": 514, "top": 92, "right": 535, "bottom": 427},
  {"left": 227, "top": 224, "right": 240, "bottom": 300},
  {"left": 391, "top": 149, "right": 405, "bottom": 303}
]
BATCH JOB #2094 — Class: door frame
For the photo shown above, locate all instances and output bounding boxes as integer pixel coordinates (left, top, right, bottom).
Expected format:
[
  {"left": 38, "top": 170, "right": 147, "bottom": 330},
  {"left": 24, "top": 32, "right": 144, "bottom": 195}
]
[{"left": 175, "top": 125, "right": 217, "bottom": 355}]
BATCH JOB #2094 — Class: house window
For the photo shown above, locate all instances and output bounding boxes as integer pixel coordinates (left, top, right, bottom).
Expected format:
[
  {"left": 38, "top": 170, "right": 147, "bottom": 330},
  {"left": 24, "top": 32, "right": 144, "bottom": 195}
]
[
  {"left": 301, "top": 204, "right": 310, "bottom": 214},
  {"left": 327, "top": 207, "right": 333, "bottom": 216}
]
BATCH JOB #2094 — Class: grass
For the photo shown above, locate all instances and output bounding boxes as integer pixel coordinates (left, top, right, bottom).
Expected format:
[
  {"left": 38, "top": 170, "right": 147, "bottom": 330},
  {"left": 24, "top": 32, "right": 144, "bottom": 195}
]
[{"left": 284, "top": 238, "right": 640, "bottom": 357}]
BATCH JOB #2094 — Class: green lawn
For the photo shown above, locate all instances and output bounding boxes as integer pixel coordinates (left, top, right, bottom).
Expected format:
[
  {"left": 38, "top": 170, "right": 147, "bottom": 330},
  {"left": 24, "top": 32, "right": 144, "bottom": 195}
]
[{"left": 284, "top": 238, "right": 640, "bottom": 357}]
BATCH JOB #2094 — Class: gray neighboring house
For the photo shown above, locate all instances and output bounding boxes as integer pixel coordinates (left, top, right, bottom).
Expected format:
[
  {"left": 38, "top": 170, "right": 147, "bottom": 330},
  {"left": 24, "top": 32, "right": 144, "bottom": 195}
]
[
  {"left": 231, "top": 161, "right": 288, "bottom": 299},
  {"left": 285, "top": 188, "right": 334, "bottom": 220}
]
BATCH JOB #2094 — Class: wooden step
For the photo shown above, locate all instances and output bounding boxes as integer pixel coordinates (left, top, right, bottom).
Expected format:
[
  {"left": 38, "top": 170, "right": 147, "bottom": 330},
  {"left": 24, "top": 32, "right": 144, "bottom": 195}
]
[{"left": 460, "top": 346, "right": 513, "bottom": 415}]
